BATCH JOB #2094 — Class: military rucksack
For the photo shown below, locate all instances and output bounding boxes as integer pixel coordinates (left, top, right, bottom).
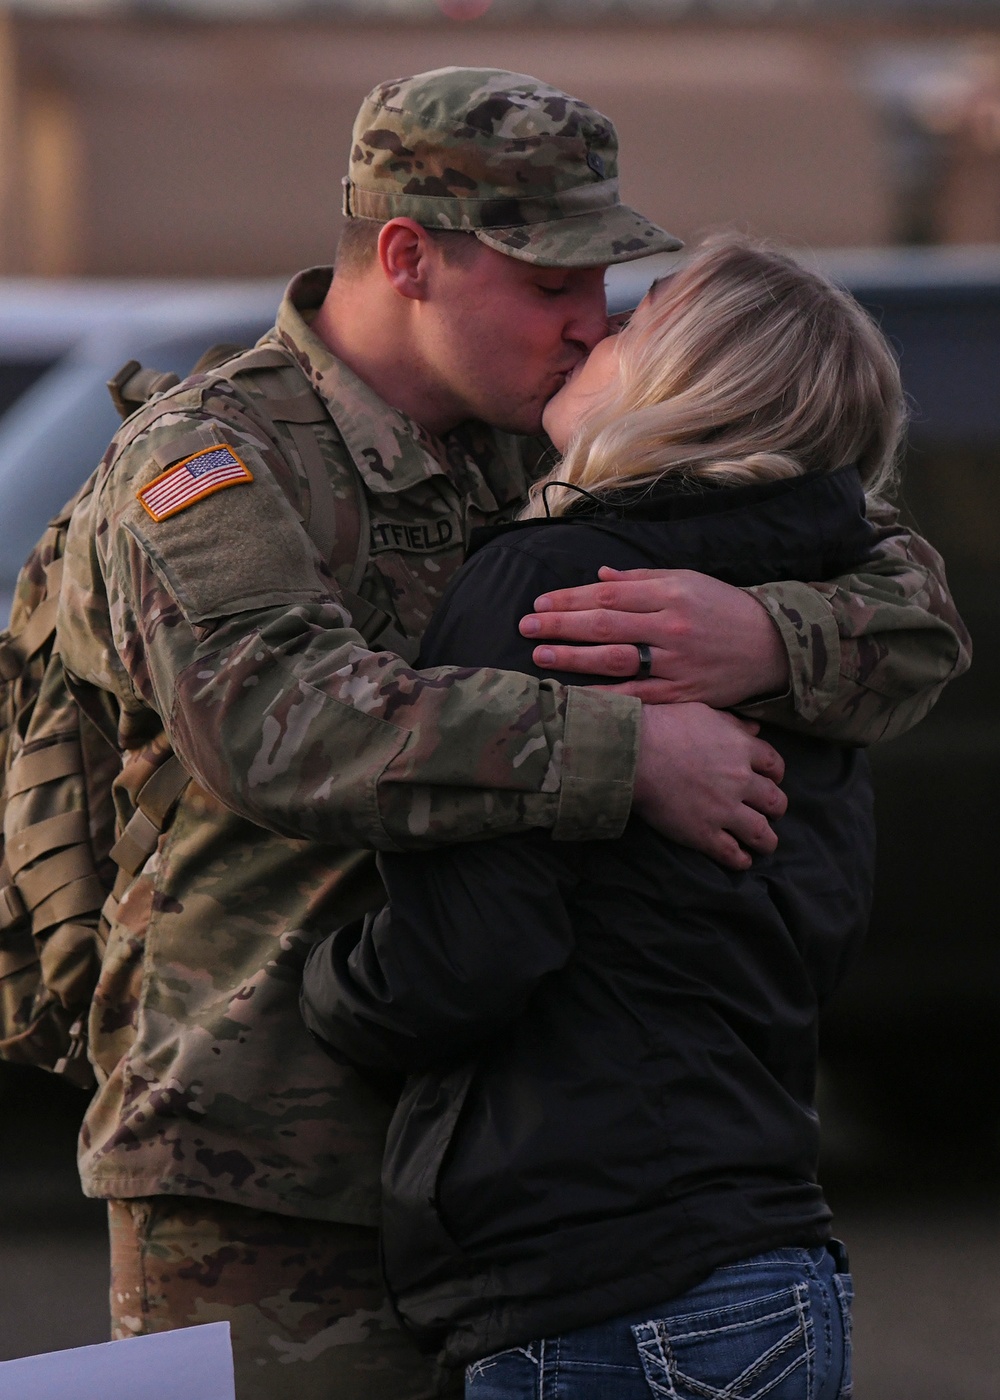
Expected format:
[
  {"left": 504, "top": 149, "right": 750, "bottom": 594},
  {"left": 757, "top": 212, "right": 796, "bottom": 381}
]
[
  {"left": 0, "top": 338, "right": 413, "bottom": 1090},
  {"left": 0, "top": 477, "right": 119, "bottom": 1088}
]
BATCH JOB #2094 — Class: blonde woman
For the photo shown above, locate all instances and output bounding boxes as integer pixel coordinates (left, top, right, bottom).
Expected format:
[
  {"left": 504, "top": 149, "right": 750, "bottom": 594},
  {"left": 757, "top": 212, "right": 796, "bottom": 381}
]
[{"left": 301, "top": 237, "right": 905, "bottom": 1400}]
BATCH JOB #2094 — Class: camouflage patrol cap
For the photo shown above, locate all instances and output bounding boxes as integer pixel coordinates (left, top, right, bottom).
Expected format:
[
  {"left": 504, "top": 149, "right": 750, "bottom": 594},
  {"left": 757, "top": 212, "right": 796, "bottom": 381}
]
[{"left": 343, "top": 66, "right": 682, "bottom": 268}]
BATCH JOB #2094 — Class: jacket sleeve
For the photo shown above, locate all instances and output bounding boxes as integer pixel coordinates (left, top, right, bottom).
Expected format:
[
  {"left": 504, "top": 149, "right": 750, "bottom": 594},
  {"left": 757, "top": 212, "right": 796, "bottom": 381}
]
[
  {"left": 300, "top": 832, "right": 581, "bottom": 1073},
  {"left": 58, "top": 415, "right": 638, "bottom": 852},
  {"left": 742, "top": 506, "right": 971, "bottom": 744}
]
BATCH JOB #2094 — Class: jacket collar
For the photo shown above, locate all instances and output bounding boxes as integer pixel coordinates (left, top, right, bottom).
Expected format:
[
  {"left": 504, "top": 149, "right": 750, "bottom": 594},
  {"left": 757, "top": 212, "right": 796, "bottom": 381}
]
[
  {"left": 470, "top": 464, "right": 876, "bottom": 586},
  {"left": 270, "top": 267, "right": 526, "bottom": 515},
  {"left": 558, "top": 465, "right": 859, "bottom": 524}
]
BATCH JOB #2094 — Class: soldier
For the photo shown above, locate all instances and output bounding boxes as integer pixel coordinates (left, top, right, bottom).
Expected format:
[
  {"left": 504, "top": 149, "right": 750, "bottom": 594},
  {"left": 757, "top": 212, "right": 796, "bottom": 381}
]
[{"left": 55, "top": 68, "right": 968, "bottom": 1400}]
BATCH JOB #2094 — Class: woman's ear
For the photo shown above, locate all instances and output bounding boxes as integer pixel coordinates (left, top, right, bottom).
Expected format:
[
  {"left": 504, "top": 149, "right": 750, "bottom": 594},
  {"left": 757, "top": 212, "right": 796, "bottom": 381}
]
[{"left": 378, "top": 218, "right": 432, "bottom": 302}]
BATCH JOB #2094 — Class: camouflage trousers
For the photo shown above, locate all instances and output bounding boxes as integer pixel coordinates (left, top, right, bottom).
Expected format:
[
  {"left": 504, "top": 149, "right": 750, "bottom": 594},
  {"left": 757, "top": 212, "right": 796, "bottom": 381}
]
[{"left": 107, "top": 1196, "right": 458, "bottom": 1400}]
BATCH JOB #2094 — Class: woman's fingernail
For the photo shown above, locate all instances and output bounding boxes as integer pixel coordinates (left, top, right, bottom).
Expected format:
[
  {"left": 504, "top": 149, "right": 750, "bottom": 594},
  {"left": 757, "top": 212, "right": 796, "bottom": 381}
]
[
  {"left": 521, "top": 616, "right": 540, "bottom": 635},
  {"left": 535, "top": 648, "right": 556, "bottom": 666},
  {"left": 533, "top": 596, "right": 553, "bottom": 612}
]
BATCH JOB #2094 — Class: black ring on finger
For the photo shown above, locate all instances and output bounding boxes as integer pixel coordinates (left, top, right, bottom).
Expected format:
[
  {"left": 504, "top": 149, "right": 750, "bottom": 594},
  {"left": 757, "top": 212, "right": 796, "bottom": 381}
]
[{"left": 634, "top": 642, "right": 653, "bottom": 681}]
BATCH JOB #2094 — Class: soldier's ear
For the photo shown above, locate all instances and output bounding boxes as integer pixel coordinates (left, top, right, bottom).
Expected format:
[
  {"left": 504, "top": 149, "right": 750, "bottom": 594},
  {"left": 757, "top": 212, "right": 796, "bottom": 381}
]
[{"left": 378, "top": 218, "right": 432, "bottom": 302}]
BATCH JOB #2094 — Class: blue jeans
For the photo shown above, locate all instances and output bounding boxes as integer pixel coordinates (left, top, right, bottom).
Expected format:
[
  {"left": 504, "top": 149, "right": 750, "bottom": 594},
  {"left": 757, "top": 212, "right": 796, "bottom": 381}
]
[{"left": 464, "top": 1244, "right": 853, "bottom": 1399}]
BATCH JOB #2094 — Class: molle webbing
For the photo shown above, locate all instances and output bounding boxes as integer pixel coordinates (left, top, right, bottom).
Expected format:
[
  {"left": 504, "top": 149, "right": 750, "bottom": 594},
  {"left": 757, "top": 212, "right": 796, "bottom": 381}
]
[
  {"left": 0, "top": 475, "right": 107, "bottom": 1087},
  {"left": 0, "top": 558, "right": 64, "bottom": 695},
  {"left": 109, "top": 754, "right": 190, "bottom": 880},
  {"left": 0, "top": 723, "right": 107, "bottom": 1090},
  {"left": 6, "top": 739, "right": 80, "bottom": 795},
  {"left": 5, "top": 736, "right": 105, "bottom": 931},
  {"left": 103, "top": 754, "right": 190, "bottom": 926},
  {"left": 6, "top": 811, "right": 91, "bottom": 874}
]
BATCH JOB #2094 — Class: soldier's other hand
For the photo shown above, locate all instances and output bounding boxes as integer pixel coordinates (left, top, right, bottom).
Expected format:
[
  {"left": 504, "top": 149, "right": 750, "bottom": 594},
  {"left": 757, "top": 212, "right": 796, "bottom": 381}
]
[
  {"left": 519, "top": 567, "right": 790, "bottom": 708},
  {"left": 633, "top": 704, "right": 786, "bottom": 870}
]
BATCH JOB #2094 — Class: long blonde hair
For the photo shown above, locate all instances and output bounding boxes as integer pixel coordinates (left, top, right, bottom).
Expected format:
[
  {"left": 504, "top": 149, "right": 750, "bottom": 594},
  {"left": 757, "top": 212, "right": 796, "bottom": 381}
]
[{"left": 526, "top": 235, "right": 906, "bottom": 518}]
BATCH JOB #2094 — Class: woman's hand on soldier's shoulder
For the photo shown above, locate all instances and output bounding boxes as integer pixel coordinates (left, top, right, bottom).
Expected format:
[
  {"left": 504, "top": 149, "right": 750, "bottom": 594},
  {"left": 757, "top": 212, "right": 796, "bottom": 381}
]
[{"left": 519, "top": 566, "right": 789, "bottom": 708}]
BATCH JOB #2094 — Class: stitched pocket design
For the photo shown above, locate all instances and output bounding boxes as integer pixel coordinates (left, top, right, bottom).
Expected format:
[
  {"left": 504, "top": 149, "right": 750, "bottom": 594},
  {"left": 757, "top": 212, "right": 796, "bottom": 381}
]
[
  {"left": 466, "top": 1342, "right": 540, "bottom": 1387},
  {"left": 633, "top": 1282, "right": 815, "bottom": 1399}
]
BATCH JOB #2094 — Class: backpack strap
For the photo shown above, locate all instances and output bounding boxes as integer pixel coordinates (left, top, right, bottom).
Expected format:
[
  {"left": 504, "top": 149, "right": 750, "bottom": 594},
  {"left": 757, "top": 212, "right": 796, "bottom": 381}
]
[
  {"left": 236, "top": 355, "right": 344, "bottom": 567},
  {"left": 102, "top": 752, "right": 190, "bottom": 925},
  {"left": 216, "top": 346, "right": 418, "bottom": 662},
  {"left": 108, "top": 361, "right": 181, "bottom": 421},
  {"left": 216, "top": 346, "right": 346, "bottom": 564},
  {"left": 109, "top": 753, "right": 190, "bottom": 880}
]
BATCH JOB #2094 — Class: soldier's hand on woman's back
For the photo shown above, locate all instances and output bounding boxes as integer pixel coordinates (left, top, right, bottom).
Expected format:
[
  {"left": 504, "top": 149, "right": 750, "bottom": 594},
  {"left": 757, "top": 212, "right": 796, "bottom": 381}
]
[
  {"left": 520, "top": 567, "right": 789, "bottom": 707},
  {"left": 633, "top": 704, "right": 786, "bottom": 870}
]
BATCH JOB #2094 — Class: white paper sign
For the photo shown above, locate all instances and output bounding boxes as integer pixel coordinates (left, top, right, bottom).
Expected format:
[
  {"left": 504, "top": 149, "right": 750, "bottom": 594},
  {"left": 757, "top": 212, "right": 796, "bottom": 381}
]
[{"left": 0, "top": 1321, "right": 235, "bottom": 1400}]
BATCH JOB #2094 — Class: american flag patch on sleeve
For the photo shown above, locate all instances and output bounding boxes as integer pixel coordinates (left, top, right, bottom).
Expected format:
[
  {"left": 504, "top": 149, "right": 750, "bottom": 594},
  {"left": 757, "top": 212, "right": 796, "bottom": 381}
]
[{"left": 137, "top": 444, "right": 253, "bottom": 522}]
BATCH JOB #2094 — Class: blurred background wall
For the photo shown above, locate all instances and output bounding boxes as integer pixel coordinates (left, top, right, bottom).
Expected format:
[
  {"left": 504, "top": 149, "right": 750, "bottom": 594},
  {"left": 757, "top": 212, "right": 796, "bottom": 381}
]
[
  {"left": 4, "top": 1, "right": 1000, "bottom": 276},
  {"left": 0, "top": 3, "right": 997, "bottom": 1398},
  {"left": 0, "top": 13, "right": 896, "bottom": 275}
]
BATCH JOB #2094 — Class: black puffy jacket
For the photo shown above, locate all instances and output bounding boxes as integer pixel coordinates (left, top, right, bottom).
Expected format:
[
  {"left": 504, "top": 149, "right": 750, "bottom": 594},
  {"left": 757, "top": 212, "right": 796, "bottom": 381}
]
[{"left": 301, "top": 466, "right": 876, "bottom": 1366}]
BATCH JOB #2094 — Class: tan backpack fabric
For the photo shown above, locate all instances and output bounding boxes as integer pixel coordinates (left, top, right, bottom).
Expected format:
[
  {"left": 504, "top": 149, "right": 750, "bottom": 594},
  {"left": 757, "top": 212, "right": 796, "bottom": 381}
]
[{"left": 0, "top": 479, "right": 120, "bottom": 1088}]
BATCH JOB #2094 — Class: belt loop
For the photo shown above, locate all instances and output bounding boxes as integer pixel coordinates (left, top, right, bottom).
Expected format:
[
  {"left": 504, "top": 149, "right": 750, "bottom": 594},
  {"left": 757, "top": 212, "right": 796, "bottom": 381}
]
[{"left": 827, "top": 1238, "right": 851, "bottom": 1273}]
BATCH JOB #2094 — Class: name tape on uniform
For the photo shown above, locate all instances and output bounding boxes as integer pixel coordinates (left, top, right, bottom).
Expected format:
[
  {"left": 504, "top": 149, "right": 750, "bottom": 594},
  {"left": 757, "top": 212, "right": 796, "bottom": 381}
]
[
  {"left": 370, "top": 519, "right": 455, "bottom": 553},
  {"left": 138, "top": 445, "right": 253, "bottom": 522}
]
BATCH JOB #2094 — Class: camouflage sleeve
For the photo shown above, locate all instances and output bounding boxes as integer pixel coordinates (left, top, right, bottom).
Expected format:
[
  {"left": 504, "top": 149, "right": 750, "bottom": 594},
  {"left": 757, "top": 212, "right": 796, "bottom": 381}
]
[
  {"left": 69, "top": 418, "right": 638, "bottom": 853},
  {"left": 741, "top": 504, "right": 971, "bottom": 744}
]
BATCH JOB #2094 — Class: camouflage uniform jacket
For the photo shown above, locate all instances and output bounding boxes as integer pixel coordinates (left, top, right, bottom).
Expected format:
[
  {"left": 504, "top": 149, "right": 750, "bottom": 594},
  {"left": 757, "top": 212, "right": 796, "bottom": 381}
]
[{"left": 56, "top": 268, "right": 970, "bottom": 1224}]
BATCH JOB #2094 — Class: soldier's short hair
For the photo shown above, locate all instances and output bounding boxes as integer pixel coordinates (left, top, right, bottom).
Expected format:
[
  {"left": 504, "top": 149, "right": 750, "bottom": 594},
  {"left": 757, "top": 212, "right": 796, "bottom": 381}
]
[{"left": 334, "top": 221, "right": 483, "bottom": 278}]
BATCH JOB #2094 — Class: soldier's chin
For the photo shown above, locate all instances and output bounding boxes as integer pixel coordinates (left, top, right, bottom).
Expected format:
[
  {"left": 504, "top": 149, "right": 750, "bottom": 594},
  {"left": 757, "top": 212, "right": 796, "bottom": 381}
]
[{"left": 485, "top": 401, "right": 547, "bottom": 438}]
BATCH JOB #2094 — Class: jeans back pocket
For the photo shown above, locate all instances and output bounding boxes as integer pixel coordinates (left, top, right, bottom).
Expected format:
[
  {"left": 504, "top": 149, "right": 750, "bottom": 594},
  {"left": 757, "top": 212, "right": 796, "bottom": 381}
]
[{"left": 633, "top": 1281, "right": 815, "bottom": 1399}]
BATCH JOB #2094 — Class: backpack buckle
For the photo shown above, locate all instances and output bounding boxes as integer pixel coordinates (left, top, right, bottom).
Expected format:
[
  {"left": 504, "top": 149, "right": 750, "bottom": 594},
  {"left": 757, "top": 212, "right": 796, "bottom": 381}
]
[
  {"left": 107, "top": 360, "right": 180, "bottom": 421},
  {"left": 53, "top": 1014, "right": 95, "bottom": 1090}
]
